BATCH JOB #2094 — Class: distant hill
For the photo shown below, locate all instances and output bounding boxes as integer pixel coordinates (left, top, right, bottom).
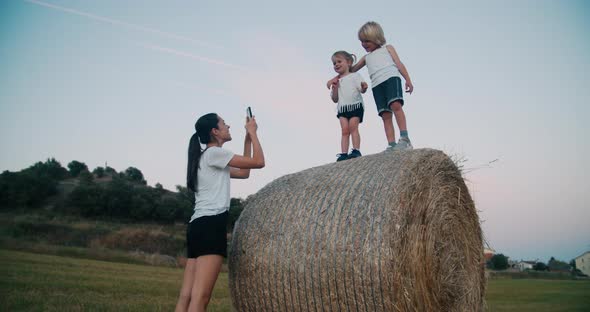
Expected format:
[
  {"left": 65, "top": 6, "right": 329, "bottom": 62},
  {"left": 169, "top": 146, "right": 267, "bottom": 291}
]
[
  {"left": 0, "top": 158, "right": 245, "bottom": 265},
  {"left": 1, "top": 158, "right": 190, "bottom": 223}
]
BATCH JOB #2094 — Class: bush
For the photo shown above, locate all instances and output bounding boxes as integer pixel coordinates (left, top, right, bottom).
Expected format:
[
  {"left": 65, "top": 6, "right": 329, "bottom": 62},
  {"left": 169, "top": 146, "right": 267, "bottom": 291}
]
[
  {"left": 93, "top": 228, "right": 184, "bottom": 256},
  {"left": 0, "top": 170, "right": 57, "bottom": 208},
  {"left": 6, "top": 220, "right": 109, "bottom": 247},
  {"left": 67, "top": 183, "right": 105, "bottom": 217}
]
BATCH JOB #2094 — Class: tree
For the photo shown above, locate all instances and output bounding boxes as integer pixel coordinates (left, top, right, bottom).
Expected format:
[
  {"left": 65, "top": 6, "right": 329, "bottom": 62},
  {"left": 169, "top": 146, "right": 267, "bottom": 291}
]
[
  {"left": 533, "top": 262, "right": 548, "bottom": 271},
  {"left": 175, "top": 185, "right": 195, "bottom": 220},
  {"left": 79, "top": 170, "right": 94, "bottom": 184},
  {"left": 487, "top": 253, "right": 509, "bottom": 270},
  {"left": 175, "top": 185, "right": 194, "bottom": 204},
  {"left": 128, "top": 189, "right": 155, "bottom": 221},
  {"left": 67, "top": 182, "right": 104, "bottom": 217},
  {"left": 105, "top": 166, "right": 117, "bottom": 175},
  {"left": 103, "top": 177, "right": 135, "bottom": 218},
  {"left": 0, "top": 170, "right": 56, "bottom": 208},
  {"left": 548, "top": 257, "right": 571, "bottom": 271},
  {"left": 154, "top": 195, "right": 180, "bottom": 223},
  {"left": 68, "top": 160, "right": 88, "bottom": 177},
  {"left": 0, "top": 158, "right": 67, "bottom": 209},
  {"left": 228, "top": 198, "right": 245, "bottom": 232},
  {"left": 30, "top": 158, "right": 69, "bottom": 180},
  {"left": 92, "top": 167, "right": 105, "bottom": 178},
  {"left": 124, "top": 167, "right": 146, "bottom": 185}
]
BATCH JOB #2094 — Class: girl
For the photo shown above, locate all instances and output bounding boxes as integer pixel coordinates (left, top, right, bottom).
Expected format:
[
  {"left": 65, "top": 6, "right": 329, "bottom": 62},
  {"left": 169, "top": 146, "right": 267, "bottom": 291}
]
[
  {"left": 175, "top": 113, "right": 265, "bottom": 312},
  {"left": 329, "top": 21, "right": 415, "bottom": 151},
  {"left": 330, "top": 50, "right": 368, "bottom": 161}
]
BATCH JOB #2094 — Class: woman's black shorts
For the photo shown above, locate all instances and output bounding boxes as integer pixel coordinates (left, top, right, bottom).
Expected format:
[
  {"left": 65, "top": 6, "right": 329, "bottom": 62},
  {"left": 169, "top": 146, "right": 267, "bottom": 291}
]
[{"left": 186, "top": 211, "right": 228, "bottom": 258}]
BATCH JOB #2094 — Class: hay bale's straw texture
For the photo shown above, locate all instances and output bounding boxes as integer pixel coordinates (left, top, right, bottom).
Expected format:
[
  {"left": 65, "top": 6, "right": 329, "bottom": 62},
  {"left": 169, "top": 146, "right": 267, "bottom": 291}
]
[{"left": 229, "top": 149, "right": 485, "bottom": 311}]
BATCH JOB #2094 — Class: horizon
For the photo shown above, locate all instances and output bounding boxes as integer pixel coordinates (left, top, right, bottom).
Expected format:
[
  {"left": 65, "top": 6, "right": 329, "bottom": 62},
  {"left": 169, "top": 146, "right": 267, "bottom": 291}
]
[{"left": 3, "top": 155, "right": 585, "bottom": 265}]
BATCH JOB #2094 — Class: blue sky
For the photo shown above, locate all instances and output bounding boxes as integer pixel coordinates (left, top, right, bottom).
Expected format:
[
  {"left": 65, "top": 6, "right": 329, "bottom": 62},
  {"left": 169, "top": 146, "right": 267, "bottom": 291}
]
[{"left": 1, "top": 0, "right": 589, "bottom": 262}]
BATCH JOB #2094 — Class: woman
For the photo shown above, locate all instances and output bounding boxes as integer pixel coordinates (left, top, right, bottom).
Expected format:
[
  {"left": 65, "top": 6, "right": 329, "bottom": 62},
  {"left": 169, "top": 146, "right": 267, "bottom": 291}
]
[{"left": 176, "top": 113, "right": 264, "bottom": 312}]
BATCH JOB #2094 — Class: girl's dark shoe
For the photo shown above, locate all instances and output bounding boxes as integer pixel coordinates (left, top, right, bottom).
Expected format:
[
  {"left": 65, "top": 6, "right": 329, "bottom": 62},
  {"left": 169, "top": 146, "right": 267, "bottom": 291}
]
[
  {"left": 348, "top": 149, "right": 362, "bottom": 158},
  {"left": 336, "top": 153, "right": 348, "bottom": 162}
]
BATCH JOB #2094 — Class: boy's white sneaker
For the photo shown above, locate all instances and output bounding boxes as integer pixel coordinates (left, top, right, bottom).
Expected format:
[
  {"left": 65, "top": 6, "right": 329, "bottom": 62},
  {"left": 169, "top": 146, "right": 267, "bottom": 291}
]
[{"left": 392, "top": 138, "right": 413, "bottom": 151}]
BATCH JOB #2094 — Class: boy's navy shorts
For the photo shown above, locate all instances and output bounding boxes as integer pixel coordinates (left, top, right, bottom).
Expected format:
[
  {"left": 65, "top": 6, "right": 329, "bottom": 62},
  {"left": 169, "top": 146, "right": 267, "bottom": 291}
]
[
  {"left": 372, "top": 76, "right": 404, "bottom": 116},
  {"left": 336, "top": 104, "right": 364, "bottom": 123},
  {"left": 186, "top": 211, "right": 228, "bottom": 258}
]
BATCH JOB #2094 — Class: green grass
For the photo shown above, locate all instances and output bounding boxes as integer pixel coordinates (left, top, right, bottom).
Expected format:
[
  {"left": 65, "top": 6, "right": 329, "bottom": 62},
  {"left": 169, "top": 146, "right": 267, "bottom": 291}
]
[
  {"left": 0, "top": 249, "right": 231, "bottom": 311},
  {"left": 486, "top": 278, "right": 590, "bottom": 311},
  {"left": 1, "top": 249, "right": 589, "bottom": 311}
]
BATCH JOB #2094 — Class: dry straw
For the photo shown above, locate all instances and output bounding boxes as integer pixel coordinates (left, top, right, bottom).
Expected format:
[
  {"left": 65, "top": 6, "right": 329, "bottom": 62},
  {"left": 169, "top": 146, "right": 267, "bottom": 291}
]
[{"left": 229, "top": 149, "right": 485, "bottom": 311}]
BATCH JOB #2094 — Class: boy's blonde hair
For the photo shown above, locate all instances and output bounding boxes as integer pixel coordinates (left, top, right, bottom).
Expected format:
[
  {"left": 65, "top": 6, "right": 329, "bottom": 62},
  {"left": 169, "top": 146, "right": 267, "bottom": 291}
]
[{"left": 358, "top": 21, "right": 386, "bottom": 46}]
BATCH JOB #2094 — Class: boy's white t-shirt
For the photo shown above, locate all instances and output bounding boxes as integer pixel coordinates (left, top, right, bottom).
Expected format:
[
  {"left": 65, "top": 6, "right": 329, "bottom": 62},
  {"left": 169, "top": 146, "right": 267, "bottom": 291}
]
[
  {"left": 336, "top": 72, "right": 365, "bottom": 113},
  {"left": 190, "top": 146, "right": 234, "bottom": 222},
  {"left": 365, "top": 45, "right": 400, "bottom": 86}
]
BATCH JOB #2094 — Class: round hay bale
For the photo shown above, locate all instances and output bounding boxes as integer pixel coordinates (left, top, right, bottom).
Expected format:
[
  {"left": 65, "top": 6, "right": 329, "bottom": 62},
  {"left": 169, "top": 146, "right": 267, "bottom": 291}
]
[{"left": 229, "top": 149, "right": 485, "bottom": 311}]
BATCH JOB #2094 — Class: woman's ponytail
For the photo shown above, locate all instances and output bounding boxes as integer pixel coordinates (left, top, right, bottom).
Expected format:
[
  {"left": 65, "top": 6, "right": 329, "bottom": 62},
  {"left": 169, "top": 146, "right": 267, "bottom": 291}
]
[
  {"left": 186, "top": 113, "right": 219, "bottom": 193},
  {"left": 187, "top": 132, "right": 202, "bottom": 192}
]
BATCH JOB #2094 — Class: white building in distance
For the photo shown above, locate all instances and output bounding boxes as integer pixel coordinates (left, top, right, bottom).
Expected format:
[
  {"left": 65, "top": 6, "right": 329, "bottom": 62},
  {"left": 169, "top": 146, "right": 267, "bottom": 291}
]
[{"left": 574, "top": 251, "right": 590, "bottom": 276}]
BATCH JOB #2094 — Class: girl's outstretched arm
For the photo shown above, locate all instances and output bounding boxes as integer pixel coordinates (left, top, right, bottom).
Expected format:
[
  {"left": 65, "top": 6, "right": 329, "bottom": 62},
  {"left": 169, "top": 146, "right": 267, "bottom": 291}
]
[{"left": 386, "top": 45, "right": 413, "bottom": 94}]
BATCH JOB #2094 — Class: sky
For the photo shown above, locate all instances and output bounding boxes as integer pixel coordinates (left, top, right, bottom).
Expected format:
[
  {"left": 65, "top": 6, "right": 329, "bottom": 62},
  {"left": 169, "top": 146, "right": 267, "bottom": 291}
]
[{"left": 1, "top": 0, "right": 589, "bottom": 263}]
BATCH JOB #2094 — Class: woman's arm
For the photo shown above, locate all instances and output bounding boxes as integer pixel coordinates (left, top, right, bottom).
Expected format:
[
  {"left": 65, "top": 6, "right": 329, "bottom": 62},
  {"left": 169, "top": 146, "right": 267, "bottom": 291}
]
[
  {"left": 386, "top": 45, "right": 413, "bottom": 93},
  {"left": 229, "top": 118, "right": 265, "bottom": 178},
  {"left": 229, "top": 133, "right": 253, "bottom": 179}
]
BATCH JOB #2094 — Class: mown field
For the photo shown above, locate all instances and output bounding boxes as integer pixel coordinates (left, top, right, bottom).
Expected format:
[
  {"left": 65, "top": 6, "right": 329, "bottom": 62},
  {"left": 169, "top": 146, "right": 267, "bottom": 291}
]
[{"left": 1, "top": 249, "right": 589, "bottom": 311}]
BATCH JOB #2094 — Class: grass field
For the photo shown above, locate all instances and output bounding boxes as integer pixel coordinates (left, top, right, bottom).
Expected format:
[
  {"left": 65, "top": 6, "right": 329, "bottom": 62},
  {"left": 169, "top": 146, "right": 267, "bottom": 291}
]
[
  {"left": 0, "top": 249, "right": 230, "bottom": 311},
  {"left": 1, "top": 249, "right": 589, "bottom": 311},
  {"left": 485, "top": 278, "right": 590, "bottom": 311}
]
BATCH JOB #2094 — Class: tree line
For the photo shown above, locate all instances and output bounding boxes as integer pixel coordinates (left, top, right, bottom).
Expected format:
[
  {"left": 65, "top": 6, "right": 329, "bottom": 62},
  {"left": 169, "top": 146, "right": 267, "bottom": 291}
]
[
  {"left": 0, "top": 158, "right": 244, "bottom": 228},
  {"left": 487, "top": 253, "right": 586, "bottom": 277}
]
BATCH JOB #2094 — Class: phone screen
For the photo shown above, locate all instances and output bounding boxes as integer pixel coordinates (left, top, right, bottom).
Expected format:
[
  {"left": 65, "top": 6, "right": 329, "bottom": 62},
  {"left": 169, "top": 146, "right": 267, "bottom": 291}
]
[{"left": 247, "top": 107, "right": 253, "bottom": 118}]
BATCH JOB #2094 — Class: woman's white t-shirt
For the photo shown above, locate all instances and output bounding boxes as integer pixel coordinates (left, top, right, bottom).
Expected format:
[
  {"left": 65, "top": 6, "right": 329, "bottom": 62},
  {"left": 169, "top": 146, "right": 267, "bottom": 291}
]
[{"left": 190, "top": 146, "right": 234, "bottom": 222}]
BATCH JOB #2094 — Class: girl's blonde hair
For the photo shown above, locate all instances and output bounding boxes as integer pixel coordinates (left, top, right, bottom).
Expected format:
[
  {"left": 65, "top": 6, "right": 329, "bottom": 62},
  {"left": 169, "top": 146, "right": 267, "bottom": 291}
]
[
  {"left": 332, "top": 50, "right": 357, "bottom": 70},
  {"left": 358, "top": 21, "right": 386, "bottom": 46}
]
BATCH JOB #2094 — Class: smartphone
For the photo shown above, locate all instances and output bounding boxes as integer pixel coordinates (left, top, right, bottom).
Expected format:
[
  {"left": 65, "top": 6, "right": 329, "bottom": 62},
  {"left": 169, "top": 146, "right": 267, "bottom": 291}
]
[{"left": 246, "top": 107, "right": 253, "bottom": 119}]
